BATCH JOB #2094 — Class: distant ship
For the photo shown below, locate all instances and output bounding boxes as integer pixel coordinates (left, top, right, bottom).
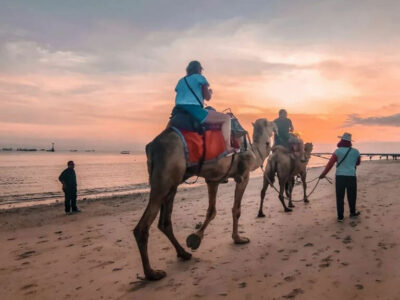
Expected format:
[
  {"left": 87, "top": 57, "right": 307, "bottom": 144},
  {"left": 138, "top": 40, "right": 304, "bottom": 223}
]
[
  {"left": 46, "top": 143, "right": 55, "bottom": 152},
  {"left": 70, "top": 150, "right": 78, "bottom": 152},
  {"left": 17, "top": 148, "right": 37, "bottom": 151},
  {"left": 85, "top": 150, "right": 96, "bottom": 152},
  {"left": 1, "top": 148, "right": 12, "bottom": 151},
  {"left": 120, "top": 151, "right": 130, "bottom": 154}
]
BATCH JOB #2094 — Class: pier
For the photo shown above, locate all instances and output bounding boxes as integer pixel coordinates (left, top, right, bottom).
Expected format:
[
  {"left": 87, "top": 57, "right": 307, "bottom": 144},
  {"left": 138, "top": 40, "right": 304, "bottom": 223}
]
[{"left": 312, "top": 152, "right": 399, "bottom": 160}]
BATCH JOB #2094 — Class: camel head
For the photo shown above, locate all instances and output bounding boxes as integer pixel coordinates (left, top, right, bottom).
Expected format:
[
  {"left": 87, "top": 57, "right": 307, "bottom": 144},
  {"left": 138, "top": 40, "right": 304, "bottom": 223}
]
[
  {"left": 252, "top": 118, "right": 275, "bottom": 154},
  {"left": 304, "top": 142, "right": 313, "bottom": 158}
]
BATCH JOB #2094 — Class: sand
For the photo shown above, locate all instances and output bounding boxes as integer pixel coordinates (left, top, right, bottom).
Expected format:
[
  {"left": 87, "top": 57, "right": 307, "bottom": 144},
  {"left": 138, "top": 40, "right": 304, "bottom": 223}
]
[{"left": 1, "top": 160, "right": 400, "bottom": 300}]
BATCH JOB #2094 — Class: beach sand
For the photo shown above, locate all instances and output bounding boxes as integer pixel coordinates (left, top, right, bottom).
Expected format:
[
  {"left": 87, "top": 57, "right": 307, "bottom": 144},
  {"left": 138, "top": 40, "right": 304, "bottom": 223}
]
[{"left": 1, "top": 160, "right": 400, "bottom": 300}]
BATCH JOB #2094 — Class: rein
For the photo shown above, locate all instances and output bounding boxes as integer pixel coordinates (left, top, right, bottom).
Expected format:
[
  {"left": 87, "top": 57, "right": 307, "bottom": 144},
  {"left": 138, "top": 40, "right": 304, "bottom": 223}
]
[{"left": 250, "top": 137, "right": 332, "bottom": 201}]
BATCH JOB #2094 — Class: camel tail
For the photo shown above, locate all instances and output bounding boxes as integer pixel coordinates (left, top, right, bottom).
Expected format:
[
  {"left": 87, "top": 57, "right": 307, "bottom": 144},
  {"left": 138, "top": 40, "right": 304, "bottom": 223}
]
[{"left": 145, "top": 142, "right": 153, "bottom": 184}]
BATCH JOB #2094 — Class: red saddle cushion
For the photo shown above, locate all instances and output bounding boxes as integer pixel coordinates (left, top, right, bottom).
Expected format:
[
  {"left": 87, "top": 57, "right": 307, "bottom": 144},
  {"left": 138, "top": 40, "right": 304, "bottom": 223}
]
[{"left": 180, "top": 129, "right": 226, "bottom": 164}]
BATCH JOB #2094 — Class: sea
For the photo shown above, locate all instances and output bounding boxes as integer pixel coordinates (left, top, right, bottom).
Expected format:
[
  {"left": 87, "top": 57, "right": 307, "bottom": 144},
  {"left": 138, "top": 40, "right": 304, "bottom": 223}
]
[{"left": 0, "top": 151, "right": 330, "bottom": 210}]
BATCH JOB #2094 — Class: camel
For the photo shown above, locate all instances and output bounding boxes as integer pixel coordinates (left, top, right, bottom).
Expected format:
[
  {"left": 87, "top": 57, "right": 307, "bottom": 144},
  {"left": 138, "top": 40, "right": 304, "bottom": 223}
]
[
  {"left": 134, "top": 118, "right": 275, "bottom": 280},
  {"left": 257, "top": 142, "right": 313, "bottom": 217}
]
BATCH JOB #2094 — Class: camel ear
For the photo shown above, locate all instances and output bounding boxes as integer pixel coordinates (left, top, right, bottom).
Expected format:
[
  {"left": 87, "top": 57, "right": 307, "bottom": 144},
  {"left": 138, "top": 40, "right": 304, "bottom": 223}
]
[{"left": 251, "top": 122, "right": 255, "bottom": 127}]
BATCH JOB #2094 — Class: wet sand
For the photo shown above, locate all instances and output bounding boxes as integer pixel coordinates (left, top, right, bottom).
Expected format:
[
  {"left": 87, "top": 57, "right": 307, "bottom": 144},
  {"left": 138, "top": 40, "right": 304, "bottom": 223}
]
[{"left": 1, "top": 160, "right": 400, "bottom": 300}]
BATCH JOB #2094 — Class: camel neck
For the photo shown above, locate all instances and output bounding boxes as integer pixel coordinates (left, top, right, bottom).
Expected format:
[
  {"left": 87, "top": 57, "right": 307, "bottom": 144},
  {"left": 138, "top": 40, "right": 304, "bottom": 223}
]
[{"left": 252, "top": 140, "right": 268, "bottom": 167}]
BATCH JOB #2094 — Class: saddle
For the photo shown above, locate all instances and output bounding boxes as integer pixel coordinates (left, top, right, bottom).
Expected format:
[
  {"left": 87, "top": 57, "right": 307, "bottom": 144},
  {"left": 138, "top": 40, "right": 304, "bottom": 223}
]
[{"left": 169, "top": 107, "right": 247, "bottom": 166}]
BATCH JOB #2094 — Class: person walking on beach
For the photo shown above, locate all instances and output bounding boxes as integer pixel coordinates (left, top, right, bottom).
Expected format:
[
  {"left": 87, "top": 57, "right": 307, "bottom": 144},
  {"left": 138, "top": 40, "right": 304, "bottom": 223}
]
[
  {"left": 58, "top": 161, "right": 80, "bottom": 215},
  {"left": 319, "top": 133, "right": 361, "bottom": 222}
]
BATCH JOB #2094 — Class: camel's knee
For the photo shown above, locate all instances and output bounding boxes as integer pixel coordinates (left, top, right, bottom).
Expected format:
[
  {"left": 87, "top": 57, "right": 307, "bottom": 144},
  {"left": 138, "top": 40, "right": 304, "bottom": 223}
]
[
  {"left": 232, "top": 207, "right": 241, "bottom": 219},
  {"left": 133, "top": 226, "right": 149, "bottom": 244},
  {"left": 157, "top": 218, "right": 171, "bottom": 233},
  {"left": 261, "top": 186, "right": 267, "bottom": 200}
]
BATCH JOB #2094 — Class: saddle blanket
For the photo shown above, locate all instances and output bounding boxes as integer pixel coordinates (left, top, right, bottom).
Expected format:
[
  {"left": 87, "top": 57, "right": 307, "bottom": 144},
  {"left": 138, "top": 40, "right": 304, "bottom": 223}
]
[{"left": 172, "top": 127, "right": 227, "bottom": 166}]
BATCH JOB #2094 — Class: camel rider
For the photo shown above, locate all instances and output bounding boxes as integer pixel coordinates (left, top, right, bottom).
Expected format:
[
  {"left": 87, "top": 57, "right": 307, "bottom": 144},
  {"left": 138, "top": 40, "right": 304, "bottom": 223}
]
[
  {"left": 173, "top": 61, "right": 235, "bottom": 153},
  {"left": 273, "top": 109, "right": 305, "bottom": 162},
  {"left": 273, "top": 109, "right": 293, "bottom": 147}
]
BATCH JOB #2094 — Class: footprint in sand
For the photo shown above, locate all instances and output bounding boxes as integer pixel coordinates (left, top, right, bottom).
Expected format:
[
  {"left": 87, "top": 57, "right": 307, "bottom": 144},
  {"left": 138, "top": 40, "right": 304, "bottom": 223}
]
[
  {"left": 16, "top": 250, "right": 36, "bottom": 260},
  {"left": 284, "top": 275, "right": 295, "bottom": 282},
  {"left": 112, "top": 267, "right": 122, "bottom": 272},
  {"left": 342, "top": 235, "right": 352, "bottom": 244},
  {"left": 282, "top": 288, "right": 304, "bottom": 299},
  {"left": 355, "top": 284, "right": 364, "bottom": 290}
]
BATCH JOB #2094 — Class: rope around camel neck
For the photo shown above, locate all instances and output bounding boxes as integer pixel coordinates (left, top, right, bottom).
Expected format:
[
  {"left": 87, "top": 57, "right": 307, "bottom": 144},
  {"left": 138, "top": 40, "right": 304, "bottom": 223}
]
[{"left": 263, "top": 172, "right": 332, "bottom": 202}]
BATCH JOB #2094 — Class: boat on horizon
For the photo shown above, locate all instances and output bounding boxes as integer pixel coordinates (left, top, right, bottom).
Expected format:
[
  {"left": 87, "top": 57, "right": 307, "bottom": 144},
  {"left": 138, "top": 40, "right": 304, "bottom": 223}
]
[
  {"left": 1, "top": 148, "right": 13, "bottom": 151},
  {"left": 17, "top": 148, "right": 37, "bottom": 151},
  {"left": 70, "top": 150, "right": 78, "bottom": 152},
  {"left": 120, "top": 151, "right": 130, "bottom": 154},
  {"left": 46, "top": 143, "right": 55, "bottom": 152}
]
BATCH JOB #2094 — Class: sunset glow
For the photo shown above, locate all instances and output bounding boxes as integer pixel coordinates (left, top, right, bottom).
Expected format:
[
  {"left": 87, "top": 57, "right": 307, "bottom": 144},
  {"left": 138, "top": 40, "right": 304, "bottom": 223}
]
[{"left": 1, "top": 1, "right": 399, "bottom": 152}]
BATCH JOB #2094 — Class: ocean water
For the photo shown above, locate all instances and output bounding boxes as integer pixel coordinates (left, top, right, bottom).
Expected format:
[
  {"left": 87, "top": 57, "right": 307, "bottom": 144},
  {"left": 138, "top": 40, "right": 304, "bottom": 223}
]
[
  {"left": 0, "top": 152, "right": 148, "bottom": 209},
  {"left": 0, "top": 151, "right": 329, "bottom": 209}
]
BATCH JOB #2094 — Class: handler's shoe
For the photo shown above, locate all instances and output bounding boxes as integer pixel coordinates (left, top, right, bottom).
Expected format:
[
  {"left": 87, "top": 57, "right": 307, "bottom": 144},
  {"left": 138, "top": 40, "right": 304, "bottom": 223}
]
[
  {"left": 350, "top": 211, "right": 361, "bottom": 218},
  {"left": 337, "top": 217, "right": 344, "bottom": 223}
]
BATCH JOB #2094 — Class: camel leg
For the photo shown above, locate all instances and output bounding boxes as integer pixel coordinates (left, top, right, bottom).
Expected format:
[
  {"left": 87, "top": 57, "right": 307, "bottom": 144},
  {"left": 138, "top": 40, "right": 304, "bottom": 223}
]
[
  {"left": 258, "top": 175, "right": 270, "bottom": 218},
  {"left": 186, "top": 181, "right": 219, "bottom": 250},
  {"left": 133, "top": 188, "right": 169, "bottom": 281},
  {"left": 232, "top": 174, "right": 250, "bottom": 244},
  {"left": 158, "top": 186, "right": 192, "bottom": 260},
  {"left": 279, "top": 180, "right": 292, "bottom": 212},
  {"left": 302, "top": 173, "right": 309, "bottom": 203},
  {"left": 288, "top": 177, "right": 295, "bottom": 208}
]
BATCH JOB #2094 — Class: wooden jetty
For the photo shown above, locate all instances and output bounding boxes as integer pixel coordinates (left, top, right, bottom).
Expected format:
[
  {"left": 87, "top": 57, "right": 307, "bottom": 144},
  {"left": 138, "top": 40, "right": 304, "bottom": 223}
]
[{"left": 312, "top": 152, "right": 399, "bottom": 160}]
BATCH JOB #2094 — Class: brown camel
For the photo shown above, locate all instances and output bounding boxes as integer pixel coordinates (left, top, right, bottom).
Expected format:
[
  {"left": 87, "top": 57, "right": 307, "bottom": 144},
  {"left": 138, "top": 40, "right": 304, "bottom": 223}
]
[
  {"left": 257, "top": 142, "right": 313, "bottom": 217},
  {"left": 134, "top": 118, "right": 275, "bottom": 280}
]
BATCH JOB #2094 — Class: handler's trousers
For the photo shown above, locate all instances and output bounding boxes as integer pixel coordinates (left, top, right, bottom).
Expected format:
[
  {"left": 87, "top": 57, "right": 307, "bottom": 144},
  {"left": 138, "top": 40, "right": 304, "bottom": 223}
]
[
  {"left": 335, "top": 175, "right": 357, "bottom": 218},
  {"left": 64, "top": 189, "right": 78, "bottom": 213}
]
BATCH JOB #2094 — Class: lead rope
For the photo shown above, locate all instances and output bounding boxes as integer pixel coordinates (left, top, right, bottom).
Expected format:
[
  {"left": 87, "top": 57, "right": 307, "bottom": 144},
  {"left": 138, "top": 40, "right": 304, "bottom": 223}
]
[{"left": 247, "top": 133, "right": 332, "bottom": 201}]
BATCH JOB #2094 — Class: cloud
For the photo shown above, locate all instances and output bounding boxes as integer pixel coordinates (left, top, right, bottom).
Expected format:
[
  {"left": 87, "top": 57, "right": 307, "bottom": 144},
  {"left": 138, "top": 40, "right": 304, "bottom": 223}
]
[{"left": 345, "top": 113, "right": 400, "bottom": 127}]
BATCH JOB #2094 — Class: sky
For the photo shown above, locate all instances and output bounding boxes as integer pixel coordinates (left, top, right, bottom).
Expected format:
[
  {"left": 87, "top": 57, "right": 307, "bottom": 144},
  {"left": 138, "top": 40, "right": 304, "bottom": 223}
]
[{"left": 1, "top": 0, "right": 400, "bottom": 152}]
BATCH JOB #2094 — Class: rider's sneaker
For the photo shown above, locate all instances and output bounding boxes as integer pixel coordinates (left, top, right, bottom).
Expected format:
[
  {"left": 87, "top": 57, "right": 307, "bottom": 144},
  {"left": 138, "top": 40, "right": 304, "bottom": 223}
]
[
  {"left": 337, "top": 217, "right": 344, "bottom": 223},
  {"left": 226, "top": 148, "right": 240, "bottom": 157}
]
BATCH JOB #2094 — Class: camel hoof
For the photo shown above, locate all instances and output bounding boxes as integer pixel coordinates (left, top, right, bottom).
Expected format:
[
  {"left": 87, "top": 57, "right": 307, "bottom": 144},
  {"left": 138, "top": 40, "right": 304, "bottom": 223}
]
[
  {"left": 304, "top": 198, "right": 309, "bottom": 203},
  {"left": 146, "top": 269, "right": 167, "bottom": 281},
  {"left": 288, "top": 203, "right": 295, "bottom": 208},
  {"left": 186, "top": 233, "right": 201, "bottom": 250},
  {"left": 284, "top": 207, "right": 292, "bottom": 212},
  {"left": 234, "top": 236, "right": 250, "bottom": 244},
  {"left": 177, "top": 251, "right": 192, "bottom": 261},
  {"left": 257, "top": 211, "right": 266, "bottom": 218}
]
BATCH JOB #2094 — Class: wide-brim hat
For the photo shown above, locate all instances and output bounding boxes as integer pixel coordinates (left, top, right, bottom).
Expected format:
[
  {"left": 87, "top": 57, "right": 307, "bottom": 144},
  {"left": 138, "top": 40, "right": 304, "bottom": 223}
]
[{"left": 337, "top": 132, "right": 353, "bottom": 142}]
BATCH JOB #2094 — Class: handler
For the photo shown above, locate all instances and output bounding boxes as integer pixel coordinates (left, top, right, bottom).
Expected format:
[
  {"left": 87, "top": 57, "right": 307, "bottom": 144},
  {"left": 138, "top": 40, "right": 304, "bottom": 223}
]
[{"left": 319, "top": 133, "right": 361, "bottom": 222}]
